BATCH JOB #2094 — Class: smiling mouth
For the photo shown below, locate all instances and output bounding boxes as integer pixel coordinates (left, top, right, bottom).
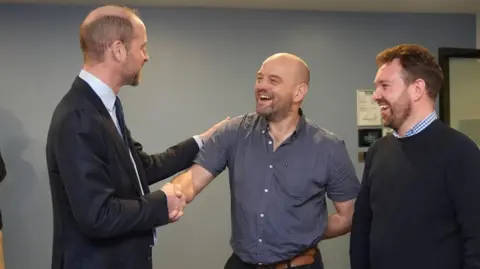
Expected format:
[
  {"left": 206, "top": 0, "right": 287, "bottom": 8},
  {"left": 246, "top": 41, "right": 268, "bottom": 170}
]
[
  {"left": 258, "top": 95, "right": 272, "bottom": 101},
  {"left": 380, "top": 105, "right": 390, "bottom": 111}
]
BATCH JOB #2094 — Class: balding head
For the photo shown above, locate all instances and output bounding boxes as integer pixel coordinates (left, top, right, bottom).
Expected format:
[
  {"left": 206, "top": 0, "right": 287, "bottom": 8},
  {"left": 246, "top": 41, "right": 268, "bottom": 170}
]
[
  {"left": 80, "top": 5, "right": 140, "bottom": 62},
  {"left": 255, "top": 53, "right": 310, "bottom": 121},
  {"left": 262, "top": 53, "right": 310, "bottom": 86}
]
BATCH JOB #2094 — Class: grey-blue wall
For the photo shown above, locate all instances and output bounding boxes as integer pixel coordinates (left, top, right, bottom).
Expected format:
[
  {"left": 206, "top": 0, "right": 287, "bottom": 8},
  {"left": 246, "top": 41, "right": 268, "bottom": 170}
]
[{"left": 0, "top": 4, "right": 476, "bottom": 269}]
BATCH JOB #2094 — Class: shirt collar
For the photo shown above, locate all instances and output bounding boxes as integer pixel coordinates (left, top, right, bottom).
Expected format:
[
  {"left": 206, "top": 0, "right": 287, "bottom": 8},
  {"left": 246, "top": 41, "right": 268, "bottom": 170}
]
[
  {"left": 79, "top": 69, "right": 116, "bottom": 112},
  {"left": 260, "top": 108, "right": 306, "bottom": 139},
  {"left": 393, "top": 111, "right": 437, "bottom": 138}
]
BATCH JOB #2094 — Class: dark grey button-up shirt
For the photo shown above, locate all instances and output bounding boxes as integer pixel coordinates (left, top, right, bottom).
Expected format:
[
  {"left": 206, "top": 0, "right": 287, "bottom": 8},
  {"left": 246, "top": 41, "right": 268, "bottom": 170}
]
[{"left": 194, "top": 110, "right": 360, "bottom": 264}]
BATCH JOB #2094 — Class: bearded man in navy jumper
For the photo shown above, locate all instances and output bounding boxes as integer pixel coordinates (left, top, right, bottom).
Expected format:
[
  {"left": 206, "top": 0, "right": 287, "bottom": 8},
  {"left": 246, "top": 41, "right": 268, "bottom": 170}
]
[{"left": 349, "top": 44, "right": 480, "bottom": 269}]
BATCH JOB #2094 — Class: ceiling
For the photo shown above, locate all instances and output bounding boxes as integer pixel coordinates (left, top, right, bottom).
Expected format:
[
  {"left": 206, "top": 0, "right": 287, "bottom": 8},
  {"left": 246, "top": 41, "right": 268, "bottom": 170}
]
[{"left": 2, "top": 0, "right": 480, "bottom": 13}]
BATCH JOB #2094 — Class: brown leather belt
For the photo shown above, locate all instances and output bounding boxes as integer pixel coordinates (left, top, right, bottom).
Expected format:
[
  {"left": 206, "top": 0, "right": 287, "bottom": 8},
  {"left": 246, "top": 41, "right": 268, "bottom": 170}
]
[{"left": 256, "top": 248, "right": 317, "bottom": 269}]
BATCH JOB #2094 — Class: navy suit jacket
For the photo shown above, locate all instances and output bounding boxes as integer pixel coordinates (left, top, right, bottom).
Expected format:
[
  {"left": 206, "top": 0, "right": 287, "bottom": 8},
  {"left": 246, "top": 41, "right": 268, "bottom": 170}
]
[
  {"left": 0, "top": 151, "right": 5, "bottom": 182},
  {"left": 46, "top": 76, "right": 199, "bottom": 269}
]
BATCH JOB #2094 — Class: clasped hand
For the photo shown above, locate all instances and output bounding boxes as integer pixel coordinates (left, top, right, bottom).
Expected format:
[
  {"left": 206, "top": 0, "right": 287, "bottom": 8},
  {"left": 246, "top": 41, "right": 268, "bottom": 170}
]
[{"left": 161, "top": 182, "right": 186, "bottom": 222}]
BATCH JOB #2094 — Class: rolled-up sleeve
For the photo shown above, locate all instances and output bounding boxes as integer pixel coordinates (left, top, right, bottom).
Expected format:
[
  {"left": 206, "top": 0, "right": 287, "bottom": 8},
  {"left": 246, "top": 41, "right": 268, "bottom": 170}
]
[{"left": 326, "top": 140, "right": 360, "bottom": 202}]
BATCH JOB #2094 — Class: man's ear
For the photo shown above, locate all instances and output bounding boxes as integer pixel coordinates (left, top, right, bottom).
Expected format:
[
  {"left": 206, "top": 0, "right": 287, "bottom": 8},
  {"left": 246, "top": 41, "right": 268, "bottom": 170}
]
[
  {"left": 294, "top": 83, "right": 308, "bottom": 103},
  {"left": 110, "top": 40, "right": 127, "bottom": 62},
  {"left": 411, "top": 78, "right": 427, "bottom": 101}
]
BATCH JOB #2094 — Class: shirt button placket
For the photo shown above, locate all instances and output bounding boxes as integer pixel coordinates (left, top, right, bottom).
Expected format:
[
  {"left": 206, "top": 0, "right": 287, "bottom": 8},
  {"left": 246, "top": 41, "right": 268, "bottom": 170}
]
[
  {"left": 258, "top": 131, "right": 273, "bottom": 259},
  {"left": 258, "top": 163, "right": 272, "bottom": 253}
]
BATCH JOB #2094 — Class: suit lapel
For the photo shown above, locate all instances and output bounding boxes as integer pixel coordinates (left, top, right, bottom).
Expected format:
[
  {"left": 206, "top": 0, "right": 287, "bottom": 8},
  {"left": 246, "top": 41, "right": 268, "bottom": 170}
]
[
  {"left": 123, "top": 128, "right": 150, "bottom": 194},
  {"left": 72, "top": 76, "right": 146, "bottom": 195}
]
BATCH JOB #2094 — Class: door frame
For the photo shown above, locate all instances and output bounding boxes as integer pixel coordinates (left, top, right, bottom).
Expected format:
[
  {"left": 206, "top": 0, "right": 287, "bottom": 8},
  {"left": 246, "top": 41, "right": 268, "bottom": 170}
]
[{"left": 438, "top": 47, "right": 480, "bottom": 125}]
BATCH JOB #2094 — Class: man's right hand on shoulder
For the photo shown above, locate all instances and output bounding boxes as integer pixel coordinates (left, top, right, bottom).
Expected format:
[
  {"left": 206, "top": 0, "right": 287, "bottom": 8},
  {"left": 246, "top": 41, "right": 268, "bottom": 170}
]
[{"left": 161, "top": 182, "right": 186, "bottom": 223}]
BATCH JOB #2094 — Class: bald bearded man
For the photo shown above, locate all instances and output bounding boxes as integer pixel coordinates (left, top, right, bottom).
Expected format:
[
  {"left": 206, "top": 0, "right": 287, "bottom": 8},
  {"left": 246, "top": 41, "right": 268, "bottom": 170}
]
[
  {"left": 171, "top": 53, "right": 360, "bottom": 269},
  {"left": 46, "top": 5, "right": 226, "bottom": 269}
]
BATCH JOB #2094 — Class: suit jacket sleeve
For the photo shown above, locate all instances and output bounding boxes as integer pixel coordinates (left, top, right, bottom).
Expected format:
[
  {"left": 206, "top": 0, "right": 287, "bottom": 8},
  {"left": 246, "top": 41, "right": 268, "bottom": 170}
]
[
  {"left": 0, "top": 150, "right": 6, "bottom": 182},
  {"left": 53, "top": 110, "right": 170, "bottom": 238},
  {"left": 349, "top": 147, "right": 373, "bottom": 269},
  {"left": 130, "top": 130, "right": 200, "bottom": 186}
]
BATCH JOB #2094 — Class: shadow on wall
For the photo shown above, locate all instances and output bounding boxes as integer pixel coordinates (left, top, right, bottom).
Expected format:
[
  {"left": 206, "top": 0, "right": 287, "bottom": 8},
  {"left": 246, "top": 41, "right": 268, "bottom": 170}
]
[{"left": 0, "top": 107, "right": 39, "bottom": 268}]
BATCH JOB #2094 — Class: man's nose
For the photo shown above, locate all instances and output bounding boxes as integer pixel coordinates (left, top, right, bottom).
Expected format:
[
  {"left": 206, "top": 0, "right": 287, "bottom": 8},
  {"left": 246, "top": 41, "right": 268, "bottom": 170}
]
[
  {"left": 255, "top": 80, "right": 269, "bottom": 89},
  {"left": 372, "top": 89, "right": 381, "bottom": 102}
]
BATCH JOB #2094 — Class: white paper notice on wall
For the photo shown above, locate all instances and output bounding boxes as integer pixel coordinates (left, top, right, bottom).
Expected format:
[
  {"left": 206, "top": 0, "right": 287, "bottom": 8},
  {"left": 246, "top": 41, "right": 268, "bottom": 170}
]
[{"left": 356, "top": 89, "right": 382, "bottom": 126}]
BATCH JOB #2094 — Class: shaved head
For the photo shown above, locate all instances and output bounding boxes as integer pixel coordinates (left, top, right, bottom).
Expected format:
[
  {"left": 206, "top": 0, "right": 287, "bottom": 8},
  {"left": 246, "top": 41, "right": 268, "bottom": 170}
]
[
  {"left": 80, "top": 5, "right": 140, "bottom": 62},
  {"left": 262, "top": 52, "right": 310, "bottom": 86}
]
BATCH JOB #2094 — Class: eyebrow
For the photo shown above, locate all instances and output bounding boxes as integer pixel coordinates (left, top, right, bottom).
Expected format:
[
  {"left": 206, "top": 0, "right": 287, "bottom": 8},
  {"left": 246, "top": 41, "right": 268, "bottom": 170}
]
[
  {"left": 269, "top": 75, "right": 282, "bottom": 81},
  {"left": 257, "top": 73, "right": 282, "bottom": 81},
  {"left": 374, "top": 79, "right": 389, "bottom": 85}
]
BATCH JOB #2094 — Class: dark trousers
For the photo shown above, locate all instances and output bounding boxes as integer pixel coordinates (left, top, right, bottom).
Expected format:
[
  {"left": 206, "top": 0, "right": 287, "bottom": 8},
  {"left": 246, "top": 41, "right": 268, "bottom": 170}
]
[{"left": 224, "top": 251, "right": 324, "bottom": 269}]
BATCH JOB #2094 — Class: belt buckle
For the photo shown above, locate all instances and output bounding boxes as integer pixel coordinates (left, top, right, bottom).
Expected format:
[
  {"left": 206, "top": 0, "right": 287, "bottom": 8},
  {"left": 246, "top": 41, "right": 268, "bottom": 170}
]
[
  {"left": 256, "top": 262, "right": 286, "bottom": 269},
  {"left": 256, "top": 263, "right": 276, "bottom": 269}
]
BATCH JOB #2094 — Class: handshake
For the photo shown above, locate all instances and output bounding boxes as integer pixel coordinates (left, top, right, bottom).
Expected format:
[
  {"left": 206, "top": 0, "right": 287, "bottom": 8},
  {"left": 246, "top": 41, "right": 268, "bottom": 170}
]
[{"left": 161, "top": 182, "right": 187, "bottom": 222}]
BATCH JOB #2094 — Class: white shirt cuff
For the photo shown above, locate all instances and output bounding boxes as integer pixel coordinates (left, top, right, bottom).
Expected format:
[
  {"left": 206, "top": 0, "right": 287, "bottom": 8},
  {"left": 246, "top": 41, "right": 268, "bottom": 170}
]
[{"left": 193, "top": 135, "right": 203, "bottom": 148}]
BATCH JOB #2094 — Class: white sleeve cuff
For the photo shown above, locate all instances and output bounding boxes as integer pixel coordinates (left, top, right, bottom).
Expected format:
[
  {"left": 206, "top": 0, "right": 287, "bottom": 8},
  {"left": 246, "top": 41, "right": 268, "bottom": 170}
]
[{"left": 193, "top": 135, "right": 203, "bottom": 148}]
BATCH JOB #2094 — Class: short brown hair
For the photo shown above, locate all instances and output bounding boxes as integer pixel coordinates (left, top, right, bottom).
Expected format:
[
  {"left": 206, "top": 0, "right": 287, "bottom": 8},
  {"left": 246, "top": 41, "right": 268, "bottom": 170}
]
[
  {"left": 376, "top": 44, "right": 444, "bottom": 99},
  {"left": 79, "top": 6, "right": 139, "bottom": 62}
]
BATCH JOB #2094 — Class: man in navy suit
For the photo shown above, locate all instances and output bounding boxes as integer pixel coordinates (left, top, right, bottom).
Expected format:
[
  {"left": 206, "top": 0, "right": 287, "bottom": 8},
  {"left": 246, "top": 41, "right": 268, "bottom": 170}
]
[
  {"left": 0, "top": 151, "right": 5, "bottom": 182},
  {"left": 46, "top": 5, "right": 227, "bottom": 269}
]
